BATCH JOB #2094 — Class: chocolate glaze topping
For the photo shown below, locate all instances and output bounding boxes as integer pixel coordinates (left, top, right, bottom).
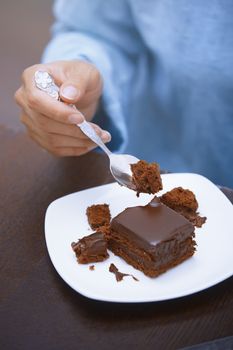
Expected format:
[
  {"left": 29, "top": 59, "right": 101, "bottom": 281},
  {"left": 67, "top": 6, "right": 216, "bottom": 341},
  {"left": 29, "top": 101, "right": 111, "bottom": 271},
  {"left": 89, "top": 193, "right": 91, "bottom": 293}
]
[{"left": 111, "top": 197, "right": 194, "bottom": 250}]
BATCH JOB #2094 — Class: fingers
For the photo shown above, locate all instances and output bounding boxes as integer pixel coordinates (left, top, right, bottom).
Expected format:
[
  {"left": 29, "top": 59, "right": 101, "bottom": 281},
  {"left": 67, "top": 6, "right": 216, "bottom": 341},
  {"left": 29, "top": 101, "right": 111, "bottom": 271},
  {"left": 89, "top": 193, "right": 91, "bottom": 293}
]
[
  {"left": 60, "top": 82, "right": 84, "bottom": 104},
  {"left": 26, "top": 123, "right": 95, "bottom": 157},
  {"left": 20, "top": 112, "right": 111, "bottom": 156},
  {"left": 32, "top": 94, "right": 84, "bottom": 124},
  {"left": 15, "top": 63, "right": 98, "bottom": 124},
  {"left": 16, "top": 64, "right": 83, "bottom": 124},
  {"left": 28, "top": 130, "right": 91, "bottom": 157},
  {"left": 20, "top": 110, "right": 110, "bottom": 142},
  {"left": 19, "top": 87, "right": 84, "bottom": 125},
  {"left": 15, "top": 61, "right": 107, "bottom": 157},
  {"left": 59, "top": 61, "right": 102, "bottom": 105}
]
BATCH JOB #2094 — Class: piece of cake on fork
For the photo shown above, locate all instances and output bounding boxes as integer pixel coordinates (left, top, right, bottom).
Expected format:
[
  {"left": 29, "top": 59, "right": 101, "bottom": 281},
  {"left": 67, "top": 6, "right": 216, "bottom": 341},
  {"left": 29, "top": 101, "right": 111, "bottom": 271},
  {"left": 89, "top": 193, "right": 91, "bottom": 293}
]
[{"left": 130, "top": 160, "right": 163, "bottom": 196}]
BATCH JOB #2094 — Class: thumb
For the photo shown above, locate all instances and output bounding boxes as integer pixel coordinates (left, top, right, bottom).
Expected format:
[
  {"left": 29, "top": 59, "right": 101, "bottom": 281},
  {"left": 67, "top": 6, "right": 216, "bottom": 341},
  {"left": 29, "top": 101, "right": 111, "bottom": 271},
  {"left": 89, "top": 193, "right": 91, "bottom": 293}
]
[{"left": 59, "top": 79, "right": 87, "bottom": 104}]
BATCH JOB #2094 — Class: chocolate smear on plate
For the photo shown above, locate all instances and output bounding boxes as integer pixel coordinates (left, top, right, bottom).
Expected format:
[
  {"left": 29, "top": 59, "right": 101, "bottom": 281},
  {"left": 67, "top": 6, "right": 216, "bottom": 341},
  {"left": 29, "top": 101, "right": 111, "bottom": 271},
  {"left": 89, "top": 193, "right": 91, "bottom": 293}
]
[{"left": 109, "top": 263, "right": 139, "bottom": 282}]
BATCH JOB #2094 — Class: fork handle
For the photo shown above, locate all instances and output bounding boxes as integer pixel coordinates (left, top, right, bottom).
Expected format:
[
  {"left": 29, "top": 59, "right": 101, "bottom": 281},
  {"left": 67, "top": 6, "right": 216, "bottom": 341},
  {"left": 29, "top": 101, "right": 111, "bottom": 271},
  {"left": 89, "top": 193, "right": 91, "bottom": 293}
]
[{"left": 77, "top": 120, "right": 112, "bottom": 156}]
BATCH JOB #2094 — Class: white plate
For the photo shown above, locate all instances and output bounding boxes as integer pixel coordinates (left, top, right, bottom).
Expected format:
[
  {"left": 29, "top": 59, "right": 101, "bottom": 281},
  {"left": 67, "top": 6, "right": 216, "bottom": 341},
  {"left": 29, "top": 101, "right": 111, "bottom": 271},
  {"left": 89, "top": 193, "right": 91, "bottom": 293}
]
[{"left": 45, "top": 173, "right": 233, "bottom": 303}]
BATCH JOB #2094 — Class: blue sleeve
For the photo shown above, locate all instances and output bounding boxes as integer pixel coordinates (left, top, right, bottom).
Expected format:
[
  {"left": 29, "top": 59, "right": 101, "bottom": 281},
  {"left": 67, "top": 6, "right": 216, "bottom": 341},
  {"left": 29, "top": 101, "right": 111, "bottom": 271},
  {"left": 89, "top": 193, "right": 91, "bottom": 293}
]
[{"left": 42, "top": 0, "right": 143, "bottom": 152}]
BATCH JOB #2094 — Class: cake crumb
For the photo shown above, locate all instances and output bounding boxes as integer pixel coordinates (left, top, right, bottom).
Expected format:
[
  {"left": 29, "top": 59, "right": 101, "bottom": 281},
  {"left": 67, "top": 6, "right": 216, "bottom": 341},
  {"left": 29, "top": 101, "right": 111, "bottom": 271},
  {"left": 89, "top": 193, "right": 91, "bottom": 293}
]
[{"left": 89, "top": 265, "right": 95, "bottom": 271}]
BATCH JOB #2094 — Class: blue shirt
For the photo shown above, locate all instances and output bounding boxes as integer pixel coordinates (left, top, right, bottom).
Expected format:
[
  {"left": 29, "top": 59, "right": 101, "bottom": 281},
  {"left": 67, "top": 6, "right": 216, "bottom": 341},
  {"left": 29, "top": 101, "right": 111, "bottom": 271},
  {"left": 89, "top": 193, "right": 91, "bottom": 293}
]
[{"left": 42, "top": 0, "right": 233, "bottom": 187}]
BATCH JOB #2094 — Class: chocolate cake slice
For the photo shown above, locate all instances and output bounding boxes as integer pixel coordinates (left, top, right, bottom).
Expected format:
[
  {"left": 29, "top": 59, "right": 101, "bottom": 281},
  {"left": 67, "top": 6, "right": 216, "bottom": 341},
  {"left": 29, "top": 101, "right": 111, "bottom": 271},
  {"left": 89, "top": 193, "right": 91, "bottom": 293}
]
[
  {"left": 130, "top": 160, "right": 163, "bottom": 196},
  {"left": 106, "top": 197, "right": 196, "bottom": 277}
]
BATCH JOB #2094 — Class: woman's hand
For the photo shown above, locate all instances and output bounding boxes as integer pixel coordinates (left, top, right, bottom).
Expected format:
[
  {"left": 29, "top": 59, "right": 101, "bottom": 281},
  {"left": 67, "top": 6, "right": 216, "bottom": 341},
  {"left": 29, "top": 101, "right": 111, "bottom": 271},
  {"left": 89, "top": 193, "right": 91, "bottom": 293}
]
[{"left": 15, "top": 60, "right": 111, "bottom": 156}]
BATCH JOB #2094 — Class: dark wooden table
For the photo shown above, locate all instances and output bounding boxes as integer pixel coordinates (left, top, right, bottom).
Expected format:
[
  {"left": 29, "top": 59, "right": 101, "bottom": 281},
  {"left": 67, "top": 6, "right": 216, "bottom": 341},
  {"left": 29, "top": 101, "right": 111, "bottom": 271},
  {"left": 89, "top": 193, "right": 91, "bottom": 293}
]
[{"left": 1, "top": 127, "right": 233, "bottom": 350}]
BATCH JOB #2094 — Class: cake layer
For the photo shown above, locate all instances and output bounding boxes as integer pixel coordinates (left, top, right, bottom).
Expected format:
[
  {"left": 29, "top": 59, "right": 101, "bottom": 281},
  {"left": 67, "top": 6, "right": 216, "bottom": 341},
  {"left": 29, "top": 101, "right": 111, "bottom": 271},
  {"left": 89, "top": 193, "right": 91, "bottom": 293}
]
[{"left": 108, "top": 235, "right": 195, "bottom": 277}]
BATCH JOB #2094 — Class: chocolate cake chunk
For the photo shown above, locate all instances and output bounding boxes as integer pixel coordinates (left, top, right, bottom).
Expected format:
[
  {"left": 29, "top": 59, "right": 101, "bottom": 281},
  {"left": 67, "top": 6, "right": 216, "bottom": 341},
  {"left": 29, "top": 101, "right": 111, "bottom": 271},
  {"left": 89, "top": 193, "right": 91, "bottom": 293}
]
[
  {"left": 106, "top": 197, "right": 196, "bottom": 277},
  {"left": 160, "top": 187, "right": 206, "bottom": 227},
  {"left": 160, "top": 187, "right": 198, "bottom": 212},
  {"left": 131, "top": 160, "right": 163, "bottom": 196},
  {"left": 71, "top": 232, "right": 109, "bottom": 264},
  {"left": 86, "top": 204, "right": 111, "bottom": 230}
]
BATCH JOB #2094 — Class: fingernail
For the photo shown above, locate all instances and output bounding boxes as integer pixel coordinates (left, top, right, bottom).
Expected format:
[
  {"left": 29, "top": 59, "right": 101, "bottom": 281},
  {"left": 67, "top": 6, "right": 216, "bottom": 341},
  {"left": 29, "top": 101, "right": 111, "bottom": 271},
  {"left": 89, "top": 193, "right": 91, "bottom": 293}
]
[
  {"left": 68, "top": 114, "right": 83, "bottom": 124},
  {"left": 61, "top": 85, "right": 79, "bottom": 100},
  {"left": 101, "top": 131, "right": 111, "bottom": 142}
]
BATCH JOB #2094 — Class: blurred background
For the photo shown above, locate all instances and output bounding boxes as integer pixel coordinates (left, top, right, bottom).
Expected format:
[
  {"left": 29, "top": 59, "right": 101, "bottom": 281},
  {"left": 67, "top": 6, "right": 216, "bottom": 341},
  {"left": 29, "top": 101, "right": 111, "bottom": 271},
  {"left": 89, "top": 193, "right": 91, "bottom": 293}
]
[{"left": 0, "top": 0, "right": 53, "bottom": 130}]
